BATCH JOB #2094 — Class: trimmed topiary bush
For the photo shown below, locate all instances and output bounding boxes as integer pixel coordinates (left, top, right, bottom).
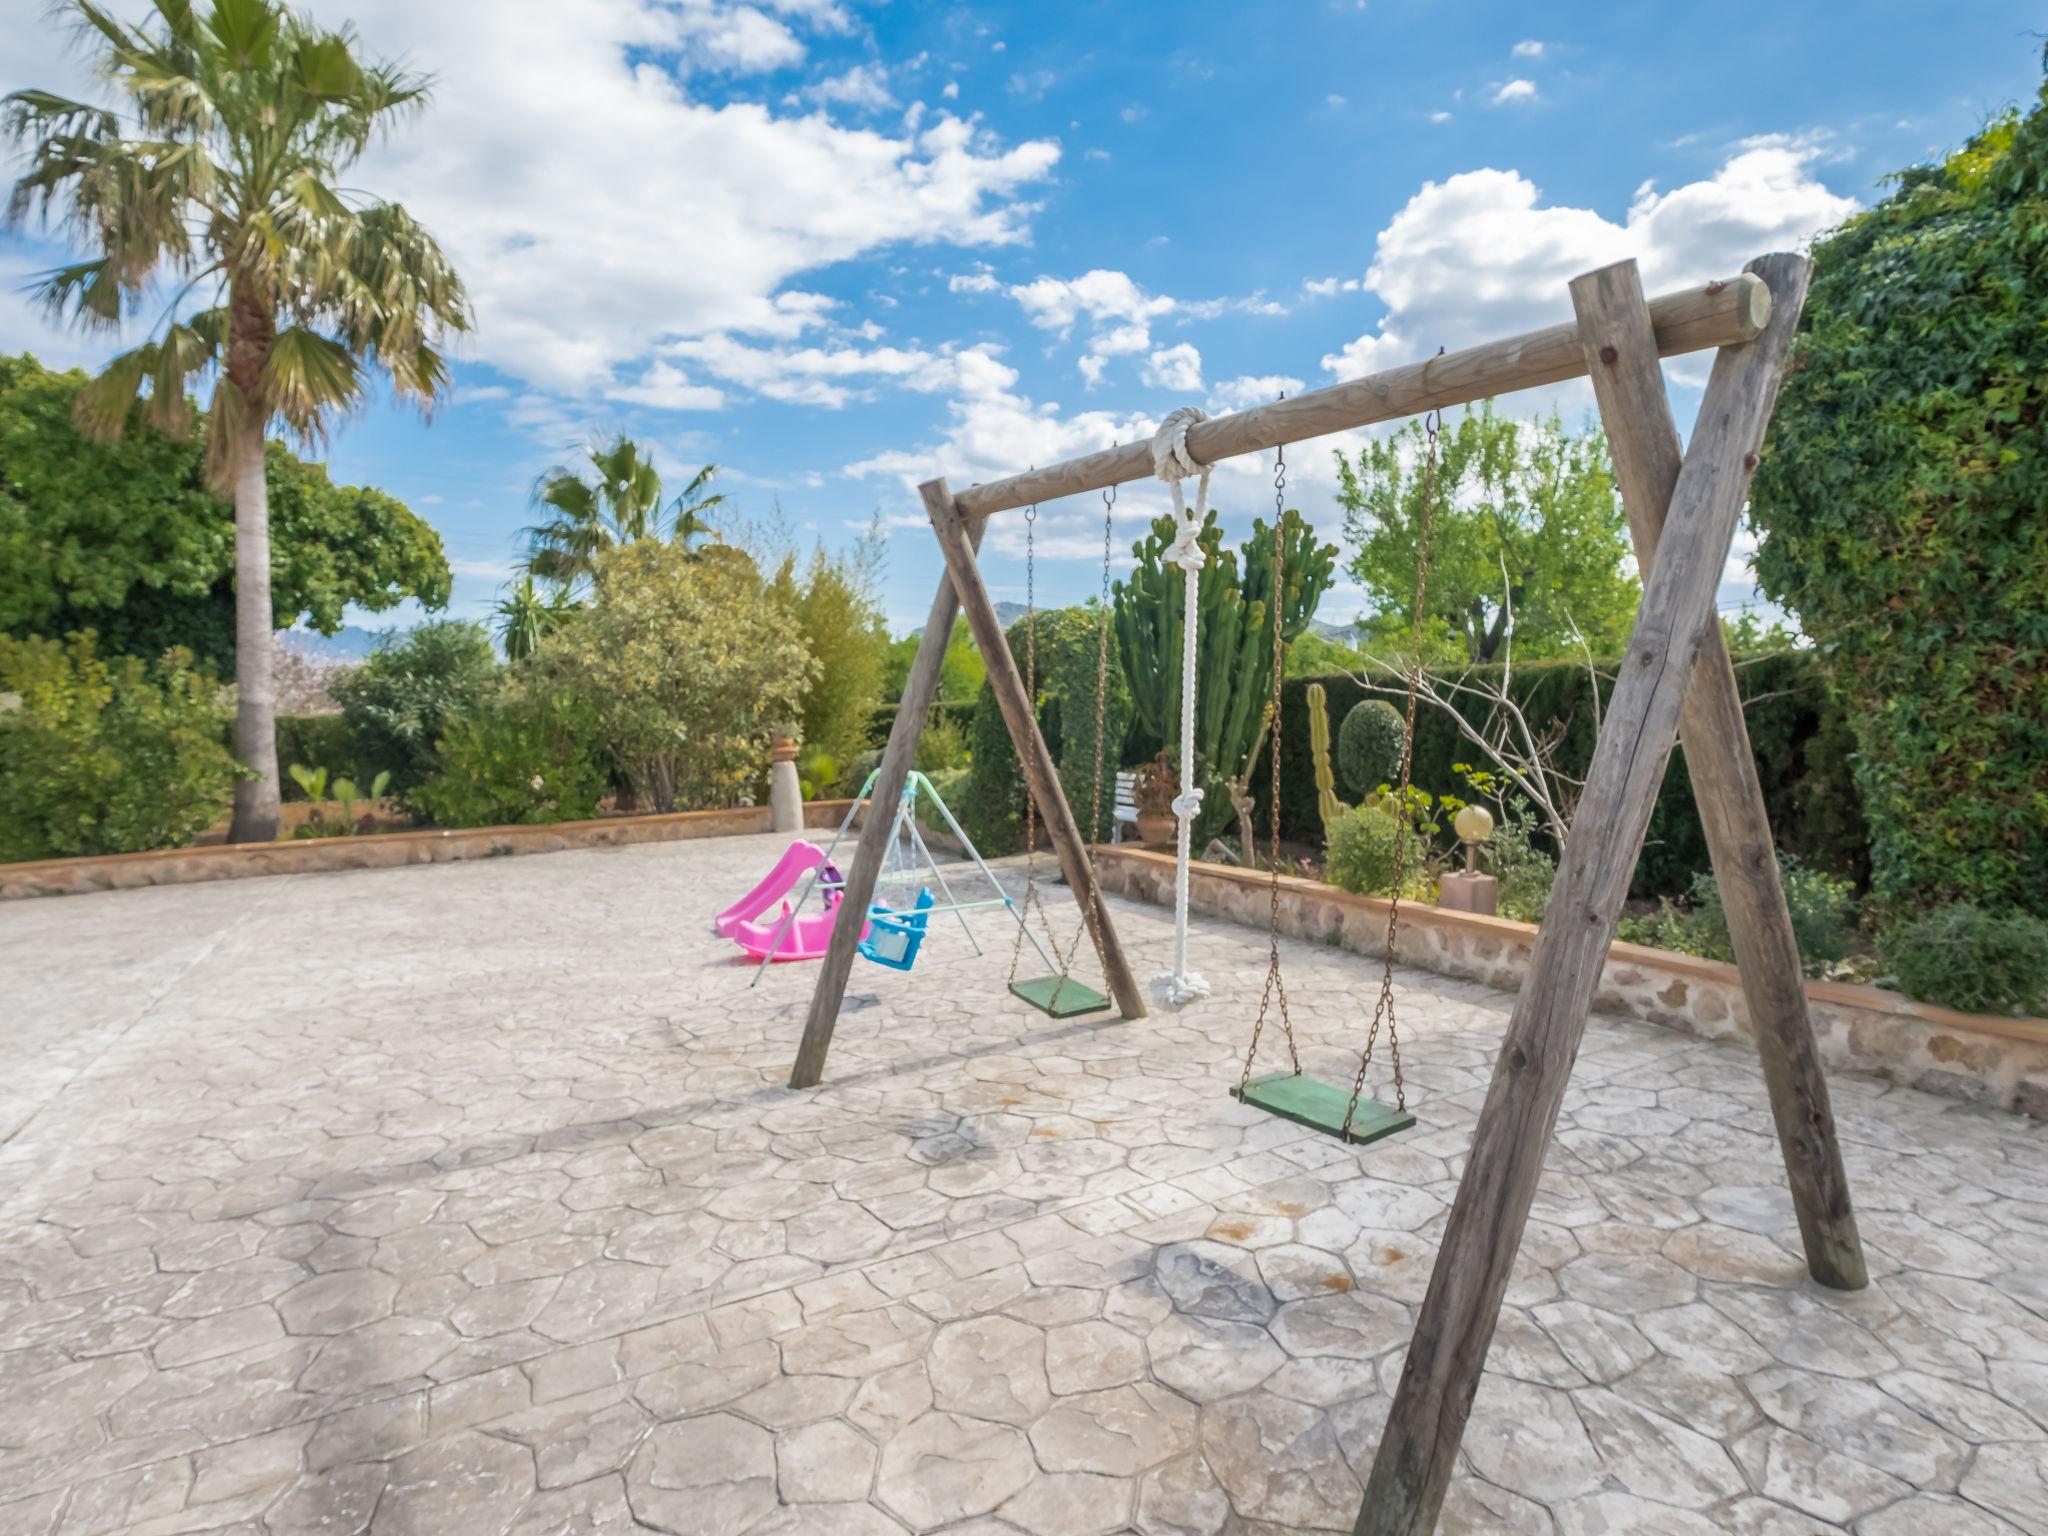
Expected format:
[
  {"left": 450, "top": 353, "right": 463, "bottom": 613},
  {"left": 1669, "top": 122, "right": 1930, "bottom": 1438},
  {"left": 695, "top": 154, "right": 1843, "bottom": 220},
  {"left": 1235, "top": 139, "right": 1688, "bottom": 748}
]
[
  {"left": 1337, "top": 698, "right": 1405, "bottom": 797},
  {"left": 1881, "top": 904, "right": 2048, "bottom": 1017}
]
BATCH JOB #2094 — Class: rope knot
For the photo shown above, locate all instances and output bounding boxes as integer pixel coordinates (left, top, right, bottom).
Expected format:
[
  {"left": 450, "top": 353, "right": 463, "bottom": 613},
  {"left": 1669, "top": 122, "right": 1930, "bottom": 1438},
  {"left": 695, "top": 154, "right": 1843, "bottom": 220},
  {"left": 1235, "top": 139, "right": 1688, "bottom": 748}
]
[
  {"left": 1170, "top": 787, "right": 1204, "bottom": 822},
  {"left": 1152, "top": 406, "right": 1212, "bottom": 573}
]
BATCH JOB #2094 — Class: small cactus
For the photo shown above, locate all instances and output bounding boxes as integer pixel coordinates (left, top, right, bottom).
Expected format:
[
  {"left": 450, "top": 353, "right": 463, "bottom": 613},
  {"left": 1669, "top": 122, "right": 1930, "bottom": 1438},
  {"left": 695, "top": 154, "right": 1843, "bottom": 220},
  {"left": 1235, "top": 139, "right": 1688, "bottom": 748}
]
[{"left": 1307, "top": 683, "right": 1349, "bottom": 833}]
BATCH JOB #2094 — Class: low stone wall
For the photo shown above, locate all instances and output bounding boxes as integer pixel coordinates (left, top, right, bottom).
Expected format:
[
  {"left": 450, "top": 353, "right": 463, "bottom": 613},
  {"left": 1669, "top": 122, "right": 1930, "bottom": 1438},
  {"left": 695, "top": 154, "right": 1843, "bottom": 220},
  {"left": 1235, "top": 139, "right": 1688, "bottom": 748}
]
[
  {"left": 1092, "top": 846, "right": 2048, "bottom": 1119},
  {"left": 0, "top": 801, "right": 860, "bottom": 901}
]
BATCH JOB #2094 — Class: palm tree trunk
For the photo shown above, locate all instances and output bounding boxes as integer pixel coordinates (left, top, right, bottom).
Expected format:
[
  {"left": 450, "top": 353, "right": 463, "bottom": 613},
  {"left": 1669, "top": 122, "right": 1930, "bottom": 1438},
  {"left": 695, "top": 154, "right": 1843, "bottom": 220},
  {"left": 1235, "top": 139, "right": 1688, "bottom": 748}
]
[{"left": 227, "top": 430, "right": 281, "bottom": 844}]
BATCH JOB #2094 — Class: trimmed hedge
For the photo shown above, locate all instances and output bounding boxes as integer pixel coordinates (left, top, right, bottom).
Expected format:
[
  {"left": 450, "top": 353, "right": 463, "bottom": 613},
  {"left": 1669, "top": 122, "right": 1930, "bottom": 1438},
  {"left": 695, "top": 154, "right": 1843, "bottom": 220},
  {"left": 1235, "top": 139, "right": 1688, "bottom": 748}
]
[{"left": 1251, "top": 653, "right": 1868, "bottom": 900}]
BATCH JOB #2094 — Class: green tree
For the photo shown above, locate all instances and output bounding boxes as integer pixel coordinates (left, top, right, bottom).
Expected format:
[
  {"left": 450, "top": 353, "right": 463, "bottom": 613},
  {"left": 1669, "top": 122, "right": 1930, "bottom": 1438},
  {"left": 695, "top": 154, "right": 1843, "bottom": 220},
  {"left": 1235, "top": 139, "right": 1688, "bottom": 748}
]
[
  {"left": 6, "top": 0, "right": 471, "bottom": 844},
  {"left": 521, "top": 436, "right": 725, "bottom": 591},
  {"left": 0, "top": 630, "right": 241, "bottom": 860},
  {"left": 328, "top": 619, "right": 498, "bottom": 790},
  {"left": 1752, "top": 61, "right": 2048, "bottom": 921},
  {"left": 1335, "top": 402, "right": 1636, "bottom": 663},
  {"left": 883, "top": 617, "right": 984, "bottom": 703},
  {"left": 533, "top": 541, "right": 814, "bottom": 812},
  {"left": 0, "top": 353, "right": 449, "bottom": 668},
  {"left": 768, "top": 539, "right": 889, "bottom": 773},
  {"left": 492, "top": 573, "right": 580, "bottom": 662}
]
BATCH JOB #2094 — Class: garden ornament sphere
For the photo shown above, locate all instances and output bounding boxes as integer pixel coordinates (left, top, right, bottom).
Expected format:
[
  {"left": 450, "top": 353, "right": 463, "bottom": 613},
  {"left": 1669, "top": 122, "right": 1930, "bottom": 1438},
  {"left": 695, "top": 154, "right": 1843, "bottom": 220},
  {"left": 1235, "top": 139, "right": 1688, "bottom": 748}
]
[{"left": 1454, "top": 805, "right": 1495, "bottom": 846}]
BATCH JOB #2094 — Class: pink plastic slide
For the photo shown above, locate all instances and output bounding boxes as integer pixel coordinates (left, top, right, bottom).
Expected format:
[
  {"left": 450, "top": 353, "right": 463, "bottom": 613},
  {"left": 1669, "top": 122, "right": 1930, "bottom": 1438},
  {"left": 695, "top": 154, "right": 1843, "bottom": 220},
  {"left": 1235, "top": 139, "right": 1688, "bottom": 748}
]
[
  {"left": 729, "top": 901, "right": 868, "bottom": 963},
  {"left": 714, "top": 840, "right": 826, "bottom": 938}
]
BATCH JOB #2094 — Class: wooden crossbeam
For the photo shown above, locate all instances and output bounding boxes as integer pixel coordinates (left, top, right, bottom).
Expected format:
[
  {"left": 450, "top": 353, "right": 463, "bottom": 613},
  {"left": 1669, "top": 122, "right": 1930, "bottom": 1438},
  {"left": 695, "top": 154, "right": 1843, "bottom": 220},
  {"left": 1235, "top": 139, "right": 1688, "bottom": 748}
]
[
  {"left": 1570, "top": 259, "right": 1867, "bottom": 1292},
  {"left": 952, "top": 273, "right": 1770, "bottom": 520},
  {"left": 1353, "top": 253, "right": 1812, "bottom": 1536}
]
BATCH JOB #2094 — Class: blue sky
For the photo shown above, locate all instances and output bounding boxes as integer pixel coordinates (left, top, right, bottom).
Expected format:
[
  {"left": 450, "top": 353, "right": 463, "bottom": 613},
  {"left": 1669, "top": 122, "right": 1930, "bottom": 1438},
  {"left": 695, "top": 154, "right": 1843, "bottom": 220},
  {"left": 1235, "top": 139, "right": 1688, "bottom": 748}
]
[{"left": 3, "top": 0, "right": 2041, "bottom": 635}]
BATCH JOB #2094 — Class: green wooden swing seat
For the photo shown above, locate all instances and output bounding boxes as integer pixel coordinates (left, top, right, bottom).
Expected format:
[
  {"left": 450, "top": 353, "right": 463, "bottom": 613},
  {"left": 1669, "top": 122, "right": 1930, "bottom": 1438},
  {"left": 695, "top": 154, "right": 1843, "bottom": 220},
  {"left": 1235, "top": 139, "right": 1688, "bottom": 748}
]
[
  {"left": 1234, "top": 1073, "right": 1415, "bottom": 1145},
  {"left": 1010, "top": 976, "right": 1113, "bottom": 1018}
]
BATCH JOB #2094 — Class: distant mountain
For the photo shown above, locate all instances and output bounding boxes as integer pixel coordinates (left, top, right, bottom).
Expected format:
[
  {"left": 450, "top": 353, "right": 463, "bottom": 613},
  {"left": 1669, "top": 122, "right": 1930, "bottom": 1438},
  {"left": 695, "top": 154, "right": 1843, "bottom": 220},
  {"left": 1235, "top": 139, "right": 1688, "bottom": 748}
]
[
  {"left": 277, "top": 626, "right": 390, "bottom": 662},
  {"left": 992, "top": 600, "right": 1029, "bottom": 627},
  {"left": 1312, "top": 618, "right": 1364, "bottom": 642}
]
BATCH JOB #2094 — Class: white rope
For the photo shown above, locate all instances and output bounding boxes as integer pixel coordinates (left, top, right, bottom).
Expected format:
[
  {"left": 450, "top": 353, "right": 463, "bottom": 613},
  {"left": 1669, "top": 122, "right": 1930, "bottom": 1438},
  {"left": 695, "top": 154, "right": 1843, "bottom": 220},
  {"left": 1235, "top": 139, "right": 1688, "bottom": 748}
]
[{"left": 1150, "top": 407, "right": 1211, "bottom": 1011}]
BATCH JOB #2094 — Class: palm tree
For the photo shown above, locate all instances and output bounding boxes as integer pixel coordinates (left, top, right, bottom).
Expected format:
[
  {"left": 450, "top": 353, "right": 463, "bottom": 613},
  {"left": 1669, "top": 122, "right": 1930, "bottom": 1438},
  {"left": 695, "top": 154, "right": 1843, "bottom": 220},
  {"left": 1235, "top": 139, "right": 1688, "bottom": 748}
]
[
  {"left": 493, "top": 572, "right": 580, "bottom": 662},
  {"left": 4, "top": 0, "right": 470, "bottom": 844},
  {"left": 520, "top": 435, "right": 725, "bottom": 591}
]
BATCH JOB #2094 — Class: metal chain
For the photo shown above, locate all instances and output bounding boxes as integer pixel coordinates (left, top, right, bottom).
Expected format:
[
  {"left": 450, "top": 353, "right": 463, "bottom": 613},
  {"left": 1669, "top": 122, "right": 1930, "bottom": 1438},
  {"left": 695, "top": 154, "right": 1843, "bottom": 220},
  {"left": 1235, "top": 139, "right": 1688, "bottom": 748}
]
[
  {"left": 1240, "top": 414, "right": 1301, "bottom": 1095},
  {"left": 1344, "top": 388, "right": 1442, "bottom": 1132},
  {"left": 1007, "top": 499, "right": 1041, "bottom": 986},
  {"left": 1042, "top": 486, "right": 1118, "bottom": 998}
]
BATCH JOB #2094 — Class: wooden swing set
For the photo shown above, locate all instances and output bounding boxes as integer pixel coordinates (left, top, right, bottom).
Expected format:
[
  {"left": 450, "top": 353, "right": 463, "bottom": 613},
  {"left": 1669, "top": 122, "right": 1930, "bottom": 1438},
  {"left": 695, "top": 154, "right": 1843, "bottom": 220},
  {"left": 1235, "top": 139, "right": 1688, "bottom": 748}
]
[{"left": 787, "top": 253, "right": 1868, "bottom": 1536}]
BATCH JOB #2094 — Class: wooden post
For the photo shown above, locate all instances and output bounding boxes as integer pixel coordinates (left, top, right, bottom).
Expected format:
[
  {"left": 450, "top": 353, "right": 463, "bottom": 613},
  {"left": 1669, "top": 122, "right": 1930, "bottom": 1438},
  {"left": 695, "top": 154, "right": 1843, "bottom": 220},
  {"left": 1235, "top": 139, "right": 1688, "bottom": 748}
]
[
  {"left": 926, "top": 481, "right": 1148, "bottom": 1020},
  {"left": 787, "top": 495, "right": 983, "bottom": 1089},
  {"left": 1353, "top": 253, "right": 1811, "bottom": 1536},
  {"left": 1571, "top": 259, "right": 1867, "bottom": 1292}
]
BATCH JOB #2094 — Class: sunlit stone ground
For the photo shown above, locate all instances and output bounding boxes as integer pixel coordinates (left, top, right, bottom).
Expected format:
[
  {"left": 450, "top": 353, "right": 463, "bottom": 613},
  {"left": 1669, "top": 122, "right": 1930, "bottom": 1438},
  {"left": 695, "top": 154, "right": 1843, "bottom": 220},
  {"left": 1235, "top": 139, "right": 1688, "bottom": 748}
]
[{"left": 2, "top": 831, "right": 2044, "bottom": 1534}]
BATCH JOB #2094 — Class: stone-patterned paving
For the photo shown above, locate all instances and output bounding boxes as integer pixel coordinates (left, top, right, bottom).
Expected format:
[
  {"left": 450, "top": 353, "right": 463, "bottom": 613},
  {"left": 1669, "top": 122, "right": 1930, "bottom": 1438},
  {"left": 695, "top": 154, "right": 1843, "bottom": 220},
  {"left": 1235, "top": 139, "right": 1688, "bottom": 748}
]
[{"left": 1, "top": 832, "right": 2045, "bottom": 1535}]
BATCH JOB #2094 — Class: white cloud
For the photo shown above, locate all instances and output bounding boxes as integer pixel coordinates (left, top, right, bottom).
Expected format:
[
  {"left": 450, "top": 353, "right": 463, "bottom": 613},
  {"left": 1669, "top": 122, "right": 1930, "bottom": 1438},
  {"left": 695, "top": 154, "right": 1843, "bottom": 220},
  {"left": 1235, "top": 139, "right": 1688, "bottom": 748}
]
[
  {"left": 805, "top": 62, "right": 893, "bottom": 110},
  {"left": 1492, "top": 79, "right": 1538, "bottom": 106},
  {"left": 1320, "top": 143, "right": 1860, "bottom": 384},
  {"left": 1303, "top": 276, "right": 1361, "bottom": 299},
  {"left": 668, "top": 335, "right": 1010, "bottom": 409},
  {"left": 235, "top": 0, "right": 1065, "bottom": 398},
  {"left": 1511, "top": 40, "right": 1546, "bottom": 58},
  {"left": 691, "top": 5, "right": 806, "bottom": 71},
  {"left": 1120, "top": 104, "right": 1148, "bottom": 123},
  {"left": 604, "top": 360, "right": 727, "bottom": 410},
  {"left": 948, "top": 266, "right": 1002, "bottom": 294},
  {"left": 1141, "top": 343, "right": 1203, "bottom": 393},
  {"left": 1208, "top": 374, "right": 1305, "bottom": 412},
  {"left": 1429, "top": 110, "right": 1453, "bottom": 125},
  {"left": 942, "top": 81, "right": 959, "bottom": 99}
]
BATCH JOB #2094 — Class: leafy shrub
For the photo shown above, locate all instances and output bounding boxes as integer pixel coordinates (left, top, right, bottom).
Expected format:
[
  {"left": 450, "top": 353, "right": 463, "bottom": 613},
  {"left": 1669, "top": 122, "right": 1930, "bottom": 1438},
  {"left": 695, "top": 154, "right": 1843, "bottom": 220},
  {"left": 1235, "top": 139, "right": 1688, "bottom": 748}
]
[
  {"left": 0, "top": 631, "right": 240, "bottom": 860},
  {"left": 1264, "top": 656, "right": 1869, "bottom": 901},
  {"left": 1616, "top": 859, "right": 1857, "bottom": 978},
  {"left": 1751, "top": 74, "right": 2048, "bottom": 921},
  {"left": 1337, "top": 699, "right": 1405, "bottom": 797},
  {"left": 410, "top": 686, "right": 606, "bottom": 827},
  {"left": 533, "top": 542, "right": 814, "bottom": 812},
  {"left": 1881, "top": 905, "right": 2048, "bottom": 1016},
  {"left": 921, "top": 765, "right": 969, "bottom": 812},
  {"left": 273, "top": 713, "right": 357, "bottom": 797},
  {"left": 916, "top": 715, "right": 969, "bottom": 773},
  {"left": 1323, "top": 804, "right": 1429, "bottom": 899},
  {"left": 1480, "top": 802, "right": 1556, "bottom": 923},
  {"left": 771, "top": 540, "right": 890, "bottom": 773},
  {"left": 329, "top": 620, "right": 498, "bottom": 790},
  {"left": 838, "top": 748, "right": 882, "bottom": 799}
]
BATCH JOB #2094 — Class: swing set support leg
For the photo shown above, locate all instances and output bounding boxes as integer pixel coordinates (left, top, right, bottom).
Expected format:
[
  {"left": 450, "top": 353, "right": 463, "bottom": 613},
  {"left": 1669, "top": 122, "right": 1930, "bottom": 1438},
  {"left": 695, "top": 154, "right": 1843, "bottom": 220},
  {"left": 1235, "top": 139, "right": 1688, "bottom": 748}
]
[
  {"left": 927, "top": 482, "right": 1148, "bottom": 1022},
  {"left": 788, "top": 502, "right": 984, "bottom": 1089},
  {"left": 1355, "top": 254, "right": 1813, "bottom": 1536}
]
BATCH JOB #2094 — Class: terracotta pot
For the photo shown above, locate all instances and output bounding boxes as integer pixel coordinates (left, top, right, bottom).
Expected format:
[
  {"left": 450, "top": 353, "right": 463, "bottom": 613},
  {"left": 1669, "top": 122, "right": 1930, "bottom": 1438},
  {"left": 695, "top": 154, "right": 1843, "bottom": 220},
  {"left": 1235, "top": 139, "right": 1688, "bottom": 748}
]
[
  {"left": 1135, "top": 812, "right": 1178, "bottom": 845},
  {"left": 769, "top": 735, "right": 798, "bottom": 764}
]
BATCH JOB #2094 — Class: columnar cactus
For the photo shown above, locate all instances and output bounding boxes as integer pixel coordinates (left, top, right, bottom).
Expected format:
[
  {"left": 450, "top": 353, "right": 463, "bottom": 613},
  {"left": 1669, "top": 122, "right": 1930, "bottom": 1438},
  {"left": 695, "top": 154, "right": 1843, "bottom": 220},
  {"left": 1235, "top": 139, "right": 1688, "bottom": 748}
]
[
  {"left": 1113, "top": 506, "right": 1337, "bottom": 794},
  {"left": 1307, "top": 682, "right": 1349, "bottom": 833}
]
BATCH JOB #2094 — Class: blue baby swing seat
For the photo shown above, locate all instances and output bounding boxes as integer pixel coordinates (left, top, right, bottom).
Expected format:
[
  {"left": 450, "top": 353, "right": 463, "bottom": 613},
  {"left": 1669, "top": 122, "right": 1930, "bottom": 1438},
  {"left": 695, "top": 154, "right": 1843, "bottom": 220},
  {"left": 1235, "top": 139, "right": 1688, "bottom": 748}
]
[{"left": 858, "top": 886, "right": 934, "bottom": 970}]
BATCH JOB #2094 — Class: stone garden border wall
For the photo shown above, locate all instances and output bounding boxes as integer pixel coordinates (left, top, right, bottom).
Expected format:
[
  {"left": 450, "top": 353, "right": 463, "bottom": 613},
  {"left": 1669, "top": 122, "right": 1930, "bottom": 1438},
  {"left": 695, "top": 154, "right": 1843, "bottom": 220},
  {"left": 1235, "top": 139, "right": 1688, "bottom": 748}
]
[
  {"left": 0, "top": 800, "right": 860, "bottom": 901},
  {"left": 1091, "top": 845, "right": 2048, "bottom": 1120}
]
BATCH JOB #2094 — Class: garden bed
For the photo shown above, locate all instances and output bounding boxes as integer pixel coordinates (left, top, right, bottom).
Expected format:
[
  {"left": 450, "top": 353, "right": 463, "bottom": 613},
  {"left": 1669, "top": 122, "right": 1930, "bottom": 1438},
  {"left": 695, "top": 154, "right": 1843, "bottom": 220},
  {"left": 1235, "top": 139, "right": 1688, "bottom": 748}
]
[
  {"left": 1091, "top": 845, "right": 2048, "bottom": 1118},
  {"left": 0, "top": 799, "right": 859, "bottom": 900}
]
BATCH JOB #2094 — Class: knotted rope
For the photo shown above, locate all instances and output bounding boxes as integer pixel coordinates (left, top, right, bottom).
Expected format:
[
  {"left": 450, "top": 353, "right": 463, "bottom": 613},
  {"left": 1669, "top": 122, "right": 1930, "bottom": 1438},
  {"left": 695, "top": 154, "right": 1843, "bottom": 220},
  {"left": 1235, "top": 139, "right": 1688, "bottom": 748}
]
[{"left": 1151, "top": 406, "right": 1212, "bottom": 1011}]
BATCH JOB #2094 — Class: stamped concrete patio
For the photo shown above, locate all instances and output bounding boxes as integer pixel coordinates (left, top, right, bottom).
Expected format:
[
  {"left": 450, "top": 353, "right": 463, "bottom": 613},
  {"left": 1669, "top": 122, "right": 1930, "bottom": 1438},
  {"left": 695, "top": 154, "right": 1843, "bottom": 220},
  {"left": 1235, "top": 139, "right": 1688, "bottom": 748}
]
[{"left": 2, "top": 831, "right": 2045, "bottom": 1536}]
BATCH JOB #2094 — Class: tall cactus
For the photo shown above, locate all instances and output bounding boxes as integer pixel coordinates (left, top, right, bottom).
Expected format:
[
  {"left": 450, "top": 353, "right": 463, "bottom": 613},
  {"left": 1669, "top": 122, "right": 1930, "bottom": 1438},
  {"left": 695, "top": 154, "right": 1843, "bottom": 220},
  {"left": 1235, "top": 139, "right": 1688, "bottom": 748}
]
[
  {"left": 1113, "top": 506, "right": 1337, "bottom": 794},
  {"left": 1306, "top": 682, "right": 1348, "bottom": 833}
]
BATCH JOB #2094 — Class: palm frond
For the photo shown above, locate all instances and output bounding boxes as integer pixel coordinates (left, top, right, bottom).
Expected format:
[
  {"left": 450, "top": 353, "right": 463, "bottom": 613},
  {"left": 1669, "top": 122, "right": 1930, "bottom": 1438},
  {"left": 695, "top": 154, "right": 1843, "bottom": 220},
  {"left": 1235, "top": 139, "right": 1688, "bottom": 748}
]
[
  {"left": 72, "top": 343, "right": 150, "bottom": 439},
  {"left": 261, "top": 324, "right": 361, "bottom": 440}
]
